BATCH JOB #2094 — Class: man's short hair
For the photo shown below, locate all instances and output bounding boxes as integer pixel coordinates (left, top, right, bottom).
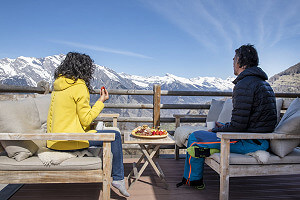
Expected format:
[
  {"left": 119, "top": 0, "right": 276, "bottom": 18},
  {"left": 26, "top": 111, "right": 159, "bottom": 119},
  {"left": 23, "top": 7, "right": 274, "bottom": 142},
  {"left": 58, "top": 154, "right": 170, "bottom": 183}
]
[{"left": 235, "top": 44, "right": 259, "bottom": 68}]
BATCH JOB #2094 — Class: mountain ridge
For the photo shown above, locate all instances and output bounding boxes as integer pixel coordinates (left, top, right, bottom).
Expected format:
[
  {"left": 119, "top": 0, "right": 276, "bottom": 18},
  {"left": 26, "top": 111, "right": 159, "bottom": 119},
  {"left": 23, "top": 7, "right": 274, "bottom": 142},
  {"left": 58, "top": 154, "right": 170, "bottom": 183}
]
[
  {"left": 0, "top": 54, "right": 235, "bottom": 92},
  {"left": 268, "top": 62, "right": 300, "bottom": 93}
]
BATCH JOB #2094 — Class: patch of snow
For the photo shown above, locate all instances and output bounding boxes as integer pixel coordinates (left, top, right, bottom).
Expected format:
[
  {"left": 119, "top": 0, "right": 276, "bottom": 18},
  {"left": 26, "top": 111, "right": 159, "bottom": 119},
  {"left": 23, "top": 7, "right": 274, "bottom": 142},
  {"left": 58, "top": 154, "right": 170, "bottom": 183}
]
[
  {"left": 18, "top": 56, "right": 35, "bottom": 64},
  {"left": 132, "top": 80, "right": 149, "bottom": 88},
  {"left": 97, "top": 65, "right": 121, "bottom": 82},
  {"left": 1, "top": 63, "right": 17, "bottom": 76}
]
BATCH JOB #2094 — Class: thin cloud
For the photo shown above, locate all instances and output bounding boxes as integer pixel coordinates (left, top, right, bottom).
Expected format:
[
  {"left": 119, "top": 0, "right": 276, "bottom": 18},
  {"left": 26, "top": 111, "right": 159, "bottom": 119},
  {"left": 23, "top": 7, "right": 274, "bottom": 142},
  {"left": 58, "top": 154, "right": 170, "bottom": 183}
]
[
  {"left": 269, "top": 2, "right": 300, "bottom": 47},
  {"left": 143, "top": 1, "right": 237, "bottom": 51},
  {"left": 50, "top": 40, "right": 153, "bottom": 59},
  {"left": 143, "top": 0, "right": 300, "bottom": 51}
]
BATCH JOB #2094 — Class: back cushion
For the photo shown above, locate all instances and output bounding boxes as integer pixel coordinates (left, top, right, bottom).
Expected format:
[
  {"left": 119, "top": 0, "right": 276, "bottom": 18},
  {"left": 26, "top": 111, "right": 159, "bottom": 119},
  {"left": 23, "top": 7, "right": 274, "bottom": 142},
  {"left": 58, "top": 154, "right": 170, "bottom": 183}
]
[
  {"left": 217, "top": 98, "right": 233, "bottom": 124},
  {"left": 276, "top": 98, "right": 283, "bottom": 123},
  {"left": 206, "top": 99, "right": 225, "bottom": 123},
  {"left": 0, "top": 98, "right": 43, "bottom": 161},
  {"left": 33, "top": 94, "right": 51, "bottom": 125},
  {"left": 213, "top": 98, "right": 281, "bottom": 125},
  {"left": 1, "top": 140, "right": 39, "bottom": 161},
  {"left": 270, "top": 98, "right": 300, "bottom": 157},
  {"left": 0, "top": 98, "right": 41, "bottom": 133}
]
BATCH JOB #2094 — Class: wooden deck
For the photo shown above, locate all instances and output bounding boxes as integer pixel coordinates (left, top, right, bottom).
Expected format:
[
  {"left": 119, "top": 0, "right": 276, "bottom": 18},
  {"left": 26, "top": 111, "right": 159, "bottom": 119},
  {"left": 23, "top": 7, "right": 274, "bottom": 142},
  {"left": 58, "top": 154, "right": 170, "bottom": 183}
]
[{"left": 8, "top": 157, "right": 300, "bottom": 200}]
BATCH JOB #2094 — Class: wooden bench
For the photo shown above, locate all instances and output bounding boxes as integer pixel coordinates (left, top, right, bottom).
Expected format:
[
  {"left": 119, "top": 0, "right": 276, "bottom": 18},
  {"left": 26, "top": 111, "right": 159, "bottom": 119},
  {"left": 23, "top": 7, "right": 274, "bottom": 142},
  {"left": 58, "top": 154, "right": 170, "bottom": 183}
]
[
  {"left": 173, "top": 99, "right": 300, "bottom": 200},
  {"left": 210, "top": 132, "right": 300, "bottom": 200},
  {"left": 0, "top": 94, "right": 120, "bottom": 200},
  {"left": 0, "top": 132, "right": 115, "bottom": 200}
]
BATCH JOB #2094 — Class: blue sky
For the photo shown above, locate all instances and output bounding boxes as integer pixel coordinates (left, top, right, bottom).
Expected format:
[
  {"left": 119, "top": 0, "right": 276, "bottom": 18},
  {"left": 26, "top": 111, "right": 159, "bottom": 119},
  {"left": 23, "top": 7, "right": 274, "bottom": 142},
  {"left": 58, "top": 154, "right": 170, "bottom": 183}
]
[{"left": 1, "top": 0, "right": 300, "bottom": 79}]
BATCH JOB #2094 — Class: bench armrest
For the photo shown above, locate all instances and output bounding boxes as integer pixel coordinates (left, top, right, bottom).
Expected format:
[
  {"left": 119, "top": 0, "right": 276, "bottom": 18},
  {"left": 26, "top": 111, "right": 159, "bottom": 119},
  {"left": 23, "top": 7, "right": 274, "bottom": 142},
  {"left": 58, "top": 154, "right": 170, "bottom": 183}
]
[
  {"left": 94, "top": 113, "right": 120, "bottom": 127},
  {"left": 173, "top": 114, "right": 207, "bottom": 128},
  {"left": 217, "top": 132, "right": 300, "bottom": 140},
  {"left": 173, "top": 114, "right": 206, "bottom": 118},
  {"left": 0, "top": 132, "right": 115, "bottom": 141}
]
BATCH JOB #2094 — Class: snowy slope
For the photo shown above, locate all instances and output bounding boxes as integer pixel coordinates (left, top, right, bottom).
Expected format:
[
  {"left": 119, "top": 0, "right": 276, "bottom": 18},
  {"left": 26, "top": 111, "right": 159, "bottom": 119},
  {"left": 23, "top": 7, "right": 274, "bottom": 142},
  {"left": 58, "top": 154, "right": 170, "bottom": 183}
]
[{"left": 119, "top": 72, "right": 234, "bottom": 91}]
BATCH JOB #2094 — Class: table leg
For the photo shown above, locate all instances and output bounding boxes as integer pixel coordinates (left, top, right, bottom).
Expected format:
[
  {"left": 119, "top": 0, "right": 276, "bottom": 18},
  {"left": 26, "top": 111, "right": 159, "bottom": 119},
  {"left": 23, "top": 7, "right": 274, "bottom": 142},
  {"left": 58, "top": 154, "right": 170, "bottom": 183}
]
[
  {"left": 127, "top": 145, "right": 151, "bottom": 180},
  {"left": 127, "top": 144, "right": 159, "bottom": 189},
  {"left": 140, "top": 145, "right": 169, "bottom": 189}
]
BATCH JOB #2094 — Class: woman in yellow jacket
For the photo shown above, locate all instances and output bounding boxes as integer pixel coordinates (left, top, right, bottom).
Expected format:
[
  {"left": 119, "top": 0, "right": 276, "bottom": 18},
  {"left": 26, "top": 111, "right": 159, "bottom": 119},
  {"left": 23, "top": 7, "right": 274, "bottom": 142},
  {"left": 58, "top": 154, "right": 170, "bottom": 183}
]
[{"left": 47, "top": 52, "right": 129, "bottom": 197}]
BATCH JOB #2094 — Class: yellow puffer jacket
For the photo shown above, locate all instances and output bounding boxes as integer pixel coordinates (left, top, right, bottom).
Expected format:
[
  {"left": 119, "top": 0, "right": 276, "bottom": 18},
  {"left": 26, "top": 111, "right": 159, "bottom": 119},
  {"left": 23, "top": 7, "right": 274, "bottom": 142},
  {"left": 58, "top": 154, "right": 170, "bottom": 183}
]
[{"left": 47, "top": 76, "right": 104, "bottom": 150}]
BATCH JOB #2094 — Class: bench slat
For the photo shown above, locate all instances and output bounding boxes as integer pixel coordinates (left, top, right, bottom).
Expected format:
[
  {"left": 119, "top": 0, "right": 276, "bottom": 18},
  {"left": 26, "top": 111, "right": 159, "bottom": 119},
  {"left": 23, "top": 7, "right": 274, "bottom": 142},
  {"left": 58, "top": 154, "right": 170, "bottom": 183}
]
[
  {"left": 0, "top": 132, "right": 115, "bottom": 141},
  {"left": 217, "top": 132, "right": 300, "bottom": 140},
  {"left": 0, "top": 170, "right": 103, "bottom": 184}
]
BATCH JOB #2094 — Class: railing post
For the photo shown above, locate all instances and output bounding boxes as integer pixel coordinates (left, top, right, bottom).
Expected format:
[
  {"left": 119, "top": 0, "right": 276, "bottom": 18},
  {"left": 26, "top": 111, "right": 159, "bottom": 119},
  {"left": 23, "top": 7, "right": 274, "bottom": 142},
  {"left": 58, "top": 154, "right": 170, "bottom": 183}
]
[
  {"left": 153, "top": 84, "right": 161, "bottom": 128},
  {"left": 37, "top": 81, "right": 50, "bottom": 94}
]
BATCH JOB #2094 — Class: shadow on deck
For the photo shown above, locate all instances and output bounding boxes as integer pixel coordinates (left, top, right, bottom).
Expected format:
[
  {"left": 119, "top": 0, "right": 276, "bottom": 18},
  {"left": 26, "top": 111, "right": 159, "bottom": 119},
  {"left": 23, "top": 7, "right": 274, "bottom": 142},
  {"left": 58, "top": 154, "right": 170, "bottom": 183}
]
[{"left": 9, "top": 157, "right": 300, "bottom": 200}]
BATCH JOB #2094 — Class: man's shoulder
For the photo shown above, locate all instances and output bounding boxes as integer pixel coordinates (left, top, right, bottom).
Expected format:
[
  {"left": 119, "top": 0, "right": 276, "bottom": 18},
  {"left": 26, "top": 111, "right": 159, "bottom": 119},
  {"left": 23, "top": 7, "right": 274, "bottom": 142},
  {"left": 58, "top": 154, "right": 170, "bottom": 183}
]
[
  {"left": 239, "top": 75, "right": 268, "bottom": 86},
  {"left": 235, "top": 75, "right": 260, "bottom": 88}
]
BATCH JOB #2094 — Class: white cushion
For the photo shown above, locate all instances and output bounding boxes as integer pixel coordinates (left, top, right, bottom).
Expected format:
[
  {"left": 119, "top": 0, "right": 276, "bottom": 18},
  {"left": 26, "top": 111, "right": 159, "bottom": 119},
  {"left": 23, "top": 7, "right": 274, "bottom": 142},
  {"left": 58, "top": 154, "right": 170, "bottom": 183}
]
[
  {"left": 0, "top": 98, "right": 42, "bottom": 133},
  {"left": 0, "top": 140, "right": 39, "bottom": 161},
  {"left": 174, "top": 126, "right": 208, "bottom": 147},
  {"left": 217, "top": 98, "right": 233, "bottom": 124},
  {"left": 33, "top": 94, "right": 51, "bottom": 125},
  {"left": 0, "top": 156, "right": 102, "bottom": 170},
  {"left": 209, "top": 148, "right": 300, "bottom": 164},
  {"left": 270, "top": 98, "right": 300, "bottom": 157},
  {"left": 0, "top": 98, "right": 43, "bottom": 161}
]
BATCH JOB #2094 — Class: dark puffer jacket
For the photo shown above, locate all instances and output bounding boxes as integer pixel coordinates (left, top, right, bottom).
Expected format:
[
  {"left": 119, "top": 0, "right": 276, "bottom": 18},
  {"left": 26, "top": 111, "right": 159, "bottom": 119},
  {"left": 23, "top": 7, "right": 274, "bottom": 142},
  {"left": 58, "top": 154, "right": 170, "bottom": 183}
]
[{"left": 212, "top": 66, "right": 277, "bottom": 133}]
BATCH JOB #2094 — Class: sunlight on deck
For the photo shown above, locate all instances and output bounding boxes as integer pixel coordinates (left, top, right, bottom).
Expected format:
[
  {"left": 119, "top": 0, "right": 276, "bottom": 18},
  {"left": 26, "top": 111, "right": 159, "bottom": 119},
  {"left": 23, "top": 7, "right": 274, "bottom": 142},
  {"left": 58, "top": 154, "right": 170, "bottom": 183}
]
[{"left": 7, "top": 157, "right": 300, "bottom": 200}]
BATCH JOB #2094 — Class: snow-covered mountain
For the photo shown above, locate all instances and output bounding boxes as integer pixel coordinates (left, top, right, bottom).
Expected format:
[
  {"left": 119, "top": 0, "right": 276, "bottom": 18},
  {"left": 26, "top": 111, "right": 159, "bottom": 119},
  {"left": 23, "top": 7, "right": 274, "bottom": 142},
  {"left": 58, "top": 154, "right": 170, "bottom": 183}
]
[
  {"left": 0, "top": 55, "right": 65, "bottom": 86},
  {"left": 119, "top": 72, "right": 234, "bottom": 91},
  {"left": 0, "top": 54, "right": 234, "bottom": 92},
  {"left": 0, "top": 54, "right": 234, "bottom": 119}
]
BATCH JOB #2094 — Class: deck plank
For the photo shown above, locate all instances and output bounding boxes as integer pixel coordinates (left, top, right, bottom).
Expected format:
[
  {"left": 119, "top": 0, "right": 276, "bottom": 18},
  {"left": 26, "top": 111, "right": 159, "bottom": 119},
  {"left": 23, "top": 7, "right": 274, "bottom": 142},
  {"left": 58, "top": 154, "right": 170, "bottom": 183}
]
[{"left": 9, "top": 157, "right": 300, "bottom": 200}]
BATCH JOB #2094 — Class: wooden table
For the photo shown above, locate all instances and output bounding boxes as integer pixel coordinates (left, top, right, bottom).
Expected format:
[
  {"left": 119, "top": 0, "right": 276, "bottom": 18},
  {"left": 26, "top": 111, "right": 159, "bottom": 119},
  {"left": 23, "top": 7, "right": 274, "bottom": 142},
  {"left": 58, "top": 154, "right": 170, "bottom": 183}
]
[{"left": 124, "top": 131, "right": 175, "bottom": 189}]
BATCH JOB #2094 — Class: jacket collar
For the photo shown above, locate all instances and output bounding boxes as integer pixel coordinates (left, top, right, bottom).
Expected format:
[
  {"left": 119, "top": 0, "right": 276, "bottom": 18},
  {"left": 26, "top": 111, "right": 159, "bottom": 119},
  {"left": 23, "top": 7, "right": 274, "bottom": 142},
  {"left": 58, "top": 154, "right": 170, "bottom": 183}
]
[{"left": 233, "top": 66, "right": 268, "bottom": 85}]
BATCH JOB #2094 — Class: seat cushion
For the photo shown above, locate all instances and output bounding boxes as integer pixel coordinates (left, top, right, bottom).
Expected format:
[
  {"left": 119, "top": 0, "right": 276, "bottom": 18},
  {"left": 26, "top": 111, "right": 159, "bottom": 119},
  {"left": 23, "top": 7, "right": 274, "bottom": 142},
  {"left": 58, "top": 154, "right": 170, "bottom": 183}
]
[
  {"left": 0, "top": 156, "right": 102, "bottom": 171},
  {"left": 209, "top": 148, "right": 300, "bottom": 165}
]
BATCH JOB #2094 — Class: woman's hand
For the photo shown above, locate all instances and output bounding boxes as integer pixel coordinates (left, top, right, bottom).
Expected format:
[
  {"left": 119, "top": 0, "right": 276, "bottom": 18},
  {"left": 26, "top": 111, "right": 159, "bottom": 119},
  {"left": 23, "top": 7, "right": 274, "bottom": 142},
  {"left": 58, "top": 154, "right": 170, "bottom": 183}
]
[{"left": 99, "top": 88, "right": 109, "bottom": 103}]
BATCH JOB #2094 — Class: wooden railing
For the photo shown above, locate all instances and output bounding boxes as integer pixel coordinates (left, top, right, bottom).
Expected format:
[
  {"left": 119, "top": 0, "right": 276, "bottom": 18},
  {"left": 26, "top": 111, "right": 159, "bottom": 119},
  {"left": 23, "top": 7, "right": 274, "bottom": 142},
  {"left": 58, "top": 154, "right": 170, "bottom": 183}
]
[{"left": 1, "top": 83, "right": 300, "bottom": 128}]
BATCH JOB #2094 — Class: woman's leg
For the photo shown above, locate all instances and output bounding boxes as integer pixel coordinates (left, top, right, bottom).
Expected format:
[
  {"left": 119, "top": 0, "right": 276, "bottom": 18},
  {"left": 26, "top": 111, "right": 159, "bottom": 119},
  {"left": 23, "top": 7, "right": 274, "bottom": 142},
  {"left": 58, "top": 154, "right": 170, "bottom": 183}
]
[
  {"left": 90, "top": 131, "right": 124, "bottom": 181},
  {"left": 110, "top": 131, "right": 124, "bottom": 181},
  {"left": 90, "top": 130, "right": 129, "bottom": 197}
]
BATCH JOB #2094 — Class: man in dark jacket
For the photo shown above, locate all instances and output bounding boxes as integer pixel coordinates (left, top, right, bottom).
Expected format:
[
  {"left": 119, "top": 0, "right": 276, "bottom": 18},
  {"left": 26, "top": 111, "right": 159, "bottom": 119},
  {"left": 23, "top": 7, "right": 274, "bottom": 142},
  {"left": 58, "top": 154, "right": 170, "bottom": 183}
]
[{"left": 177, "top": 44, "right": 277, "bottom": 190}]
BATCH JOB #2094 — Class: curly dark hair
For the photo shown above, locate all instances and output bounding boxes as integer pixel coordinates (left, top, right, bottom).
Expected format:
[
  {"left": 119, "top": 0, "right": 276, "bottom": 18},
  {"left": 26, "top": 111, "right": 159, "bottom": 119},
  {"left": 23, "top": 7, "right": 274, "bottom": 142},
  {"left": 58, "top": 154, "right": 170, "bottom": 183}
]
[
  {"left": 54, "top": 52, "right": 95, "bottom": 91},
  {"left": 235, "top": 44, "right": 259, "bottom": 68}
]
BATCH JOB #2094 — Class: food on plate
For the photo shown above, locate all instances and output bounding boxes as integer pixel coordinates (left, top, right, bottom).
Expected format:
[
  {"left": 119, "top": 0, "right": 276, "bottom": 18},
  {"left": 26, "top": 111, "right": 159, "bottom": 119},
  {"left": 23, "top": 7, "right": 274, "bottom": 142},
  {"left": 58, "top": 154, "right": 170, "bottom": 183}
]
[{"left": 131, "top": 125, "right": 168, "bottom": 136}]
